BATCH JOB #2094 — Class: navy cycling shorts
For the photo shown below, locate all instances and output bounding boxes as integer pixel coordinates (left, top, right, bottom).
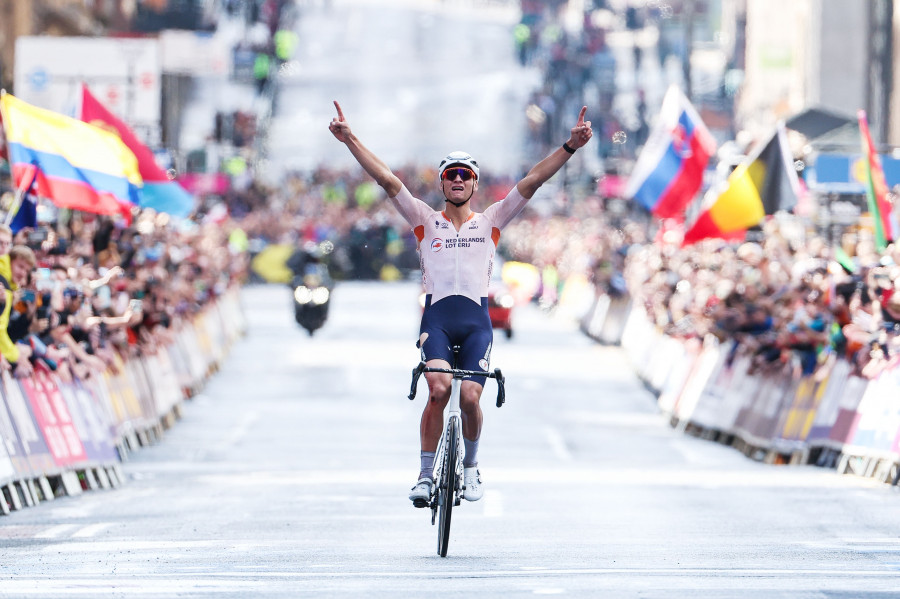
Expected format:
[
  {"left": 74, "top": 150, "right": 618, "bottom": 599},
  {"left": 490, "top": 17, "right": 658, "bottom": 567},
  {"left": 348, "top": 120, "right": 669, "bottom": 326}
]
[{"left": 419, "top": 294, "right": 493, "bottom": 386}]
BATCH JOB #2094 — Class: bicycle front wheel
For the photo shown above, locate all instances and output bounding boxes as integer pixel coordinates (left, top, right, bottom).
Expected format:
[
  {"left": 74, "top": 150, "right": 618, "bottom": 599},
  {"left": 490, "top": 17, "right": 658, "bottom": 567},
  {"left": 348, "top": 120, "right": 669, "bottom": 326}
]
[{"left": 437, "top": 418, "right": 458, "bottom": 557}]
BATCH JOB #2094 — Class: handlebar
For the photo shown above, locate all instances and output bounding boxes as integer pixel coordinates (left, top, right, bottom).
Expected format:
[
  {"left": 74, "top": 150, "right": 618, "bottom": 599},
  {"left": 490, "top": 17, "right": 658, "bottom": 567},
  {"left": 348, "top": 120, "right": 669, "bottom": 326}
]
[{"left": 408, "top": 361, "right": 506, "bottom": 408}]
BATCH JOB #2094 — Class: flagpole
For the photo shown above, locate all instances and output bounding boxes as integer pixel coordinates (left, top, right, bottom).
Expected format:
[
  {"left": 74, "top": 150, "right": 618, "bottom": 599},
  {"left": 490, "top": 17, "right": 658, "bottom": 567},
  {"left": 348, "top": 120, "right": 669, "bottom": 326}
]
[
  {"left": 0, "top": 88, "right": 17, "bottom": 225},
  {"left": 3, "top": 172, "right": 33, "bottom": 226}
]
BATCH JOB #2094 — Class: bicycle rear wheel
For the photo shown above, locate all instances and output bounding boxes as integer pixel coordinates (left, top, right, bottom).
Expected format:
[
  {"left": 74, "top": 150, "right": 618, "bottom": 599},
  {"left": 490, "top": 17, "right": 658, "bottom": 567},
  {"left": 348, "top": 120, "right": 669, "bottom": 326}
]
[{"left": 437, "top": 418, "right": 458, "bottom": 557}]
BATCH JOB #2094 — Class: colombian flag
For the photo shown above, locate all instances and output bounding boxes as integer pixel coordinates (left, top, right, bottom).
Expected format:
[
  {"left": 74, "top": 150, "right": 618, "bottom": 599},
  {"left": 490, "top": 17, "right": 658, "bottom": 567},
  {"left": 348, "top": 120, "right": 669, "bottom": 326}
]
[
  {"left": 625, "top": 85, "right": 716, "bottom": 219},
  {"left": 0, "top": 92, "right": 141, "bottom": 216},
  {"left": 81, "top": 84, "right": 195, "bottom": 218},
  {"left": 857, "top": 110, "right": 895, "bottom": 252},
  {"left": 683, "top": 123, "right": 799, "bottom": 246}
]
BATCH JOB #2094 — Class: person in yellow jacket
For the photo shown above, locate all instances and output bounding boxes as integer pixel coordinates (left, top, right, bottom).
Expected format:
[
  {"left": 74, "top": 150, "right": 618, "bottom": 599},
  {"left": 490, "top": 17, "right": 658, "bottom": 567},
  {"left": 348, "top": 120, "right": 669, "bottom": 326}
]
[{"left": 0, "top": 225, "right": 34, "bottom": 377}]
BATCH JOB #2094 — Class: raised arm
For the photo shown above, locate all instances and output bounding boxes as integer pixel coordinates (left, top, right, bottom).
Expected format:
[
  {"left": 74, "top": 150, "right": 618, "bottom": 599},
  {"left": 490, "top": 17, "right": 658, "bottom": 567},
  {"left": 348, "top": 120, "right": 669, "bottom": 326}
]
[
  {"left": 516, "top": 106, "right": 593, "bottom": 199},
  {"left": 329, "top": 101, "right": 402, "bottom": 198}
]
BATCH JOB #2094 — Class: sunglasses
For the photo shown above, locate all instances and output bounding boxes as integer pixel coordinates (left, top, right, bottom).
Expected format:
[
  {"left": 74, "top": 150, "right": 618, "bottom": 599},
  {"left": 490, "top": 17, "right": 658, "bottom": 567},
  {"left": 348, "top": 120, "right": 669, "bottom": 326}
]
[{"left": 441, "top": 167, "right": 476, "bottom": 182}]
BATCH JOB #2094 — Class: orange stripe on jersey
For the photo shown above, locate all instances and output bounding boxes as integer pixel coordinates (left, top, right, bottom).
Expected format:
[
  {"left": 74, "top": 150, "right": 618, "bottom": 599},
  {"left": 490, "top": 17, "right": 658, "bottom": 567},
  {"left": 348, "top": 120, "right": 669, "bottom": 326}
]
[
  {"left": 491, "top": 227, "right": 501, "bottom": 247},
  {"left": 414, "top": 225, "right": 425, "bottom": 242}
]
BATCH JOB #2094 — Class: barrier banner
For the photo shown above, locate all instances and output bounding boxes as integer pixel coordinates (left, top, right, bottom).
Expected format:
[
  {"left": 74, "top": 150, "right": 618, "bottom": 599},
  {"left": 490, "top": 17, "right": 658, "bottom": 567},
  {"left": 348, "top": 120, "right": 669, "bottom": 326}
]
[
  {"left": 165, "top": 340, "right": 193, "bottom": 397},
  {"left": 0, "top": 440, "right": 14, "bottom": 485},
  {"left": 847, "top": 359, "right": 900, "bottom": 455},
  {"left": 828, "top": 375, "right": 870, "bottom": 446},
  {"left": 221, "top": 289, "right": 247, "bottom": 342},
  {"left": 180, "top": 326, "right": 209, "bottom": 384},
  {"left": 806, "top": 359, "right": 853, "bottom": 446},
  {"left": 125, "top": 358, "right": 156, "bottom": 422},
  {"left": 19, "top": 367, "right": 88, "bottom": 467},
  {"left": 55, "top": 379, "right": 118, "bottom": 464},
  {"left": 84, "top": 373, "right": 139, "bottom": 450},
  {"left": 582, "top": 294, "right": 610, "bottom": 340},
  {"left": 669, "top": 342, "right": 721, "bottom": 423},
  {"left": 143, "top": 352, "right": 181, "bottom": 419},
  {"left": 733, "top": 369, "right": 800, "bottom": 448},
  {"left": 160, "top": 348, "right": 186, "bottom": 410},
  {"left": 598, "top": 296, "right": 631, "bottom": 345},
  {"left": 0, "top": 393, "right": 22, "bottom": 482},
  {"left": 2, "top": 372, "right": 55, "bottom": 473},
  {"left": 688, "top": 342, "right": 749, "bottom": 432},
  {"left": 207, "top": 304, "right": 228, "bottom": 364},
  {"left": 194, "top": 313, "right": 215, "bottom": 372},
  {"left": 644, "top": 335, "right": 682, "bottom": 392},
  {"left": 775, "top": 361, "right": 849, "bottom": 446},
  {"left": 657, "top": 338, "right": 700, "bottom": 415},
  {"left": 620, "top": 303, "right": 656, "bottom": 375}
]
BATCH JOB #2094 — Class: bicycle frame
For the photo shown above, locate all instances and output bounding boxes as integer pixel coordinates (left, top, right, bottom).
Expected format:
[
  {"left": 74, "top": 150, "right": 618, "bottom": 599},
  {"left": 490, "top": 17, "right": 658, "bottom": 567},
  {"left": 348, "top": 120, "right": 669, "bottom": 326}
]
[
  {"left": 431, "top": 376, "right": 465, "bottom": 511},
  {"left": 408, "top": 357, "right": 505, "bottom": 556}
]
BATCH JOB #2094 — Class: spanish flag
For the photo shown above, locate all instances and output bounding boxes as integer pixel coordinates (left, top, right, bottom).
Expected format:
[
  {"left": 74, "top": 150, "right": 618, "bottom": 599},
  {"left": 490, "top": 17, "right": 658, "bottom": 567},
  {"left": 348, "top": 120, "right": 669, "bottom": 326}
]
[
  {"left": 0, "top": 92, "right": 141, "bottom": 216},
  {"left": 683, "top": 123, "right": 799, "bottom": 246}
]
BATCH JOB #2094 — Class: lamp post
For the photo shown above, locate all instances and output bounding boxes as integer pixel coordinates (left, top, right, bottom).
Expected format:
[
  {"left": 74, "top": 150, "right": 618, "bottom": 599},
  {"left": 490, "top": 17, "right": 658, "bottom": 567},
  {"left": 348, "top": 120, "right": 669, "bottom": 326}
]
[{"left": 682, "top": 0, "right": 694, "bottom": 101}]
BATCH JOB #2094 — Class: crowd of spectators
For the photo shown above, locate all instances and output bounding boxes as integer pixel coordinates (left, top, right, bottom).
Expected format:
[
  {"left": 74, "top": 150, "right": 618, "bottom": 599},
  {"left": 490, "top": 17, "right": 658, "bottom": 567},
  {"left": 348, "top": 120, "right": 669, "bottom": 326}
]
[
  {"left": 0, "top": 211, "right": 247, "bottom": 383},
  {"left": 624, "top": 225, "right": 900, "bottom": 382},
  {"left": 213, "top": 122, "right": 899, "bottom": 386}
]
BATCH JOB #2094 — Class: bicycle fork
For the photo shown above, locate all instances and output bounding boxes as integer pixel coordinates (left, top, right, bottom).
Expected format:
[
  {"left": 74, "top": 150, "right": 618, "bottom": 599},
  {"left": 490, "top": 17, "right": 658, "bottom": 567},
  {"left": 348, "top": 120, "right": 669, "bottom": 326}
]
[{"left": 431, "top": 377, "right": 465, "bottom": 511}]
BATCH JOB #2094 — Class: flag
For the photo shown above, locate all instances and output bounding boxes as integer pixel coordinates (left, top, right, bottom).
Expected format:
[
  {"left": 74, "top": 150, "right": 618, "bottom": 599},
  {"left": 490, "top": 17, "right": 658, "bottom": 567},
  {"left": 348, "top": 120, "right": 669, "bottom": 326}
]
[
  {"left": 80, "top": 84, "right": 195, "bottom": 218},
  {"left": 624, "top": 85, "right": 717, "bottom": 219},
  {"left": 857, "top": 110, "right": 895, "bottom": 252},
  {"left": 4, "top": 163, "right": 38, "bottom": 232},
  {"left": 682, "top": 122, "right": 799, "bottom": 246},
  {"left": 0, "top": 92, "right": 141, "bottom": 217}
]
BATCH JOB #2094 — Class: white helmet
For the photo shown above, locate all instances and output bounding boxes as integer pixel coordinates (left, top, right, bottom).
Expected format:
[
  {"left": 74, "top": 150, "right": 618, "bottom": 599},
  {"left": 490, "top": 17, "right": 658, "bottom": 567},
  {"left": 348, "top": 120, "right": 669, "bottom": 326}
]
[{"left": 438, "top": 151, "right": 479, "bottom": 180}]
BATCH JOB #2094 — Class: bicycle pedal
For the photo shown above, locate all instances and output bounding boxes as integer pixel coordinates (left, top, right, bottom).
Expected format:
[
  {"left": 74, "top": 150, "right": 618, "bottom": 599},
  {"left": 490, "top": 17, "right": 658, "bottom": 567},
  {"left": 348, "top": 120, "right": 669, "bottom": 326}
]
[{"left": 412, "top": 498, "right": 430, "bottom": 508}]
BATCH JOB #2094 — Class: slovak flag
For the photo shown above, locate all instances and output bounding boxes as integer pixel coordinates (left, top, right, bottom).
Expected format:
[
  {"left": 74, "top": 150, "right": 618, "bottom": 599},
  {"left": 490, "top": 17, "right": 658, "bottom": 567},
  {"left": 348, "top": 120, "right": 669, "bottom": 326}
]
[{"left": 624, "top": 85, "right": 717, "bottom": 219}]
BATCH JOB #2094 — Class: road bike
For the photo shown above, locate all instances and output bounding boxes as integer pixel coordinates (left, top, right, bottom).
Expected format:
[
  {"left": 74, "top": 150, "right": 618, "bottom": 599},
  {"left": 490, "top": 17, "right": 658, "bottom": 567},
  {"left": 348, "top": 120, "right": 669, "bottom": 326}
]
[{"left": 408, "top": 348, "right": 505, "bottom": 557}]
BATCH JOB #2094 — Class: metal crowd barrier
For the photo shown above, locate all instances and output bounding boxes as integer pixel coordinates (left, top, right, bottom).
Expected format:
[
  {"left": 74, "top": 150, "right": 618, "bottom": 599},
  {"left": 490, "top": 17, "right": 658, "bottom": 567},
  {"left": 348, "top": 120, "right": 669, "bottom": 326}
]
[
  {"left": 0, "top": 286, "right": 247, "bottom": 515},
  {"left": 579, "top": 288, "right": 900, "bottom": 487}
]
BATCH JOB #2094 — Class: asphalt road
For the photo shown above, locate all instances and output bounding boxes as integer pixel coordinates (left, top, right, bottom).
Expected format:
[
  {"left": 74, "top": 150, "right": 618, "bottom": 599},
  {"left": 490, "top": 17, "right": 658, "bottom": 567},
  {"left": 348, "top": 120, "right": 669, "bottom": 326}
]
[{"left": 1, "top": 281, "right": 900, "bottom": 598}]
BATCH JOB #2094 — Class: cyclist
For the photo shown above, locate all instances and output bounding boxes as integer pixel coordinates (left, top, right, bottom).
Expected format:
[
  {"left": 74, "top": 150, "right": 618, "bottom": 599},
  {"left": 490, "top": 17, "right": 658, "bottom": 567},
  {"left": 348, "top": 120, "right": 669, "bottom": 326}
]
[{"left": 329, "top": 100, "right": 592, "bottom": 506}]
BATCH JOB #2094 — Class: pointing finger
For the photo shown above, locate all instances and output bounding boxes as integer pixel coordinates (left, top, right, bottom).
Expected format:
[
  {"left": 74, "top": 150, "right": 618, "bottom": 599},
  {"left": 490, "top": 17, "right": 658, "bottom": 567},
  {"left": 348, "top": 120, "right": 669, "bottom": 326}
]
[
  {"left": 333, "top": 100, "right": 345, "bottom": 121},
  {"left": 577, "top": 106, "right": 587, "bottom": 125}
]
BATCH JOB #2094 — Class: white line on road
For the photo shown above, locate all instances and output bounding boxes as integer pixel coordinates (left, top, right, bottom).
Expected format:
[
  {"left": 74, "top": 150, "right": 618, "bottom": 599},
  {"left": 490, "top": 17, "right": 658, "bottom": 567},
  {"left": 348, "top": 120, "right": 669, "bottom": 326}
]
[
  {"left": 34, "top": 524, "right": 78, "bottom": 539},
  {"left": 5, "top": 567, "right": 900, "bottom": 582},
  {"left": 482, "top": 489, "right": 503, "bottom": 517},
  {"left": 543, "top": 427, "right": 572, "bottom": 462},
  {"left": 71, "top": 523, "right": 112, "bottom": 538},
  {"left": 224, "top": 410, "right": 260, "bottom": 447}
]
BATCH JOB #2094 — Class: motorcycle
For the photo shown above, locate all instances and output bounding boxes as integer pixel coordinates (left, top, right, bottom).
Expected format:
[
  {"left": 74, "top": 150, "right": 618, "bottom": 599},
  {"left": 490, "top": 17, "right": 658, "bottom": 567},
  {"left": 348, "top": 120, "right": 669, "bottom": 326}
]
[{"left": 292, "top": 268, "right": 332, "bottom": 336}]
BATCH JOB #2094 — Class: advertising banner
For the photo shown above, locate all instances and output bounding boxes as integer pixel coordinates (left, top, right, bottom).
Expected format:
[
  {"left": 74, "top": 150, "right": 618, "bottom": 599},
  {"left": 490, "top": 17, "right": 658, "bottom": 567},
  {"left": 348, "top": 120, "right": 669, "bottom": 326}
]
[
  {"left": 807, "top": 359, "right": 853, "bottom": 444},
  {"left": 19, "top": 368, "right": 88, "bottom": 467},
  {"left": 2, "top": 372, "right": 55, "bottom": 473},
  {"left": 55, "top": 379, "right": 118, "bottom": 464},
  {"left": 848, "top": 360, "right": 900, "bottom": 454},
  {"left": 0, "top": 385, "right": 28, "bottom": 481}
]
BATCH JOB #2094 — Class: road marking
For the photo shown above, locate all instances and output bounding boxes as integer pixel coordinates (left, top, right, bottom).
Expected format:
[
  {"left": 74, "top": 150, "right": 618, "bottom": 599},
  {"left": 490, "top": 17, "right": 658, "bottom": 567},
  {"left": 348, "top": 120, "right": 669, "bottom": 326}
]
[
  {"left": 71, "top": 523, "right": 112, "bottom": 538},
  {"left": 196, "top": 467, "right": 878, "bottom": 489},
  {"left": 34, "top": 524, "right": 78, "bottom": 539},
  {"left": 543, "top": 427, "right": 572, "bottom": 461},
  {"left": 482, "top": 489, "right": 503, "bottom": 517},
  {"left": 5, "top": 567, "right": 900, "bottom": 581},
  {"left": 223, "top": 410, "right": 260, "bottom": 447}
]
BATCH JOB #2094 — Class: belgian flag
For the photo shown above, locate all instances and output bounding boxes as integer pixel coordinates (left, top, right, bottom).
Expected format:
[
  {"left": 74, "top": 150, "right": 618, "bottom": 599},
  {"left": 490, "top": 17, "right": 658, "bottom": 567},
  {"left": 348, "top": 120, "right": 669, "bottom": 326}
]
[{"left": 683, "top": 123, "right": 799, "bottom": 246}]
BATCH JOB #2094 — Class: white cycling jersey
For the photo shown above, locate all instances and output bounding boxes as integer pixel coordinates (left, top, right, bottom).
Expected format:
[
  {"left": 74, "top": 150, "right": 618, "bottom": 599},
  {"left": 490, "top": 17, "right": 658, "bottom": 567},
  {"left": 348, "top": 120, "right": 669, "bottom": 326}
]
[{"left": 390, "top": 184, "right": 529, "bottom": 305}]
